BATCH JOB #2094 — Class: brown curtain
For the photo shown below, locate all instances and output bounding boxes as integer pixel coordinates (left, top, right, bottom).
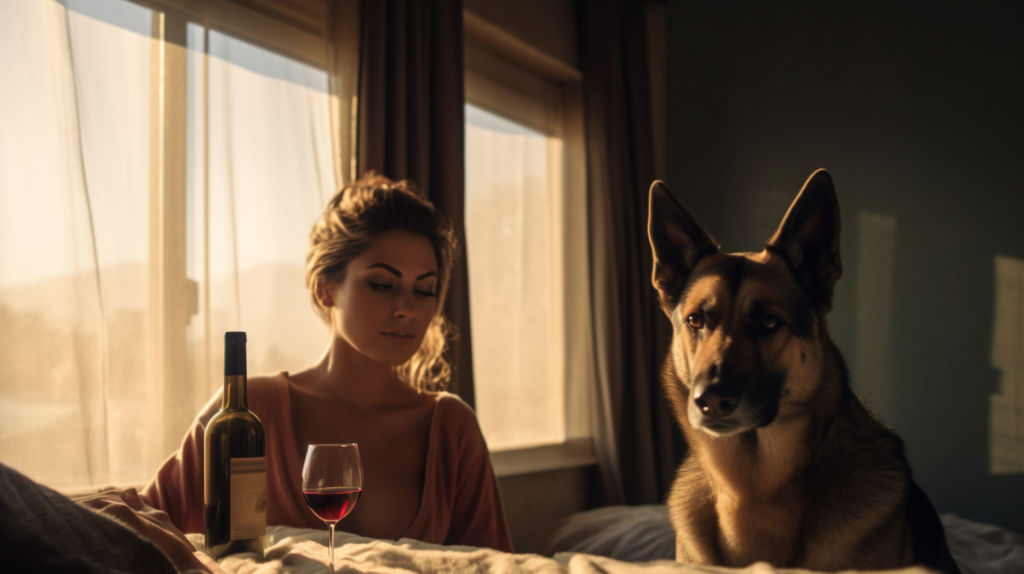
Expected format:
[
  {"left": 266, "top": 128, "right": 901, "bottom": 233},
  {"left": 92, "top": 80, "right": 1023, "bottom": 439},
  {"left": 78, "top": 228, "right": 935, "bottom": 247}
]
[
  {"left": 578, "top": 0, "right": 683, "bottom": 504},
  {"left": 325, "top": 0, "right": 361, "bottom": 189},
  {"left": 354, "top": 0, "right": 475, "bottom": 406}
]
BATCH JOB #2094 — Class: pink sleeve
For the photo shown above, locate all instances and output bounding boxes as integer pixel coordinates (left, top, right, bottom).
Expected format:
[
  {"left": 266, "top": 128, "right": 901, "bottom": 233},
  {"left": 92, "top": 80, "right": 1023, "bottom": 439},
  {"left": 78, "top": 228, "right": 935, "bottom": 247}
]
[
  {"left": 140, "top": 394, "right": 221, "bottom": 534},
  {"left": 443, "top": 400, "right": 515, "bottom": 553}
]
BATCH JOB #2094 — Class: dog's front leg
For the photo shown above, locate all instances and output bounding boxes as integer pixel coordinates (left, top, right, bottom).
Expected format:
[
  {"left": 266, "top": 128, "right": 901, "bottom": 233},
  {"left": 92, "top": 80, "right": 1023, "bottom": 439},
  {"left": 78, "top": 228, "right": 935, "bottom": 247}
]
[{"left": 667, "top": 460, "right": 724, "bottom": 564}]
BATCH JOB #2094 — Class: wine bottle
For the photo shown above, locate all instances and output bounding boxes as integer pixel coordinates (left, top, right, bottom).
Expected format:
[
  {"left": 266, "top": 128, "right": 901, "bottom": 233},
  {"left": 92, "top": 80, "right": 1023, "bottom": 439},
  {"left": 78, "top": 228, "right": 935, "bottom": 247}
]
[{"left": 204, "top": 331, "right": 266, "bottom": 558}]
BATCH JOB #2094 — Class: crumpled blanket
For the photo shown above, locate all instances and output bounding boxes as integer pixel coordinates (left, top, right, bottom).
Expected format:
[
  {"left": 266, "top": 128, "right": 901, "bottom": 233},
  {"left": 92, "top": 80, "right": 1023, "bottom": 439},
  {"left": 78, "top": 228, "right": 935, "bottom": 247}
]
[
  {"left": 0, "top": 461, "right": 177, "bottom": 574},
  {"left": 187, "top": 526, "right": 938, "bottom": 574}
]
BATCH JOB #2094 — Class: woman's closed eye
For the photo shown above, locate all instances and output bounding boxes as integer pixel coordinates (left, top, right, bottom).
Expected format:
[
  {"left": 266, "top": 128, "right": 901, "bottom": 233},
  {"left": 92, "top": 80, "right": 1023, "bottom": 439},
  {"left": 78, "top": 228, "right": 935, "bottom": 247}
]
[
  {"left": 415, "top": 285, "right": 437, "bottom": 297},
  {"left": 369, "top": 280, "right": 436, "bottom": 298}
]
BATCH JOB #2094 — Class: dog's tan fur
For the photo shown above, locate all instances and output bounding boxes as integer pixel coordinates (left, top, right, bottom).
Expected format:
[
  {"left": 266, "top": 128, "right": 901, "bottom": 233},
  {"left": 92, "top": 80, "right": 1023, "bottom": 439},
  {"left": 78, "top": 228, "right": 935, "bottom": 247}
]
[{"left": 648, "top": 170, "right": 958, "bottom": 572}]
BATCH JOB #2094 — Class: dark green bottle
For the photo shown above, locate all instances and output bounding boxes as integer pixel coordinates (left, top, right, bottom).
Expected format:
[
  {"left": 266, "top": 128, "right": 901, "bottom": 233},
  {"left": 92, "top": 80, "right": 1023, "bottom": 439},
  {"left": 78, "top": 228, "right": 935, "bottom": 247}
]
[{"left": 204, "top": 331, "right": 266, "bottom": 558}]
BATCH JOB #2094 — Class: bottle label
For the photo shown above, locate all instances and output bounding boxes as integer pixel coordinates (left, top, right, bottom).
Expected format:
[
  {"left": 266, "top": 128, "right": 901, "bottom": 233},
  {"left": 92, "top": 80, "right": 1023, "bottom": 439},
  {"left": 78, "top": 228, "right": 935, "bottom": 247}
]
[{"left": 229, "top": 456, "right": 267, "bottom": 540}]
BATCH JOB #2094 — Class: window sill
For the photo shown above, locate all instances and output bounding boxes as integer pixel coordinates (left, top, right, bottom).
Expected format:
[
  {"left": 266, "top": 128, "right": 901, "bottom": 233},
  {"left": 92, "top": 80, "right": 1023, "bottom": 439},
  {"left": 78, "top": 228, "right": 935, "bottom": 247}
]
[{"left": 490, "top": 438, "right": 596, "bottom": 478}]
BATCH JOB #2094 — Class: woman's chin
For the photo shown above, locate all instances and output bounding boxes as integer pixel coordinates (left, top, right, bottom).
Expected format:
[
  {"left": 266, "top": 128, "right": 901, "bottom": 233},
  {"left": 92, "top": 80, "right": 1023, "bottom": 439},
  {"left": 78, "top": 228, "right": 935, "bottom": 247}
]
[{"left": 366, "top": 346, "right": 419, "bottom": 368}]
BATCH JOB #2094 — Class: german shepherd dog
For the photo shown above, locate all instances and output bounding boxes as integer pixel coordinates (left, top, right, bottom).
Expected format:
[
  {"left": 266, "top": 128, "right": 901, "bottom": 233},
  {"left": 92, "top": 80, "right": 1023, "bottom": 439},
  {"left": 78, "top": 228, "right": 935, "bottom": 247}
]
[{"left": 647, "top": 170, "right": 960, "bottom": 572}]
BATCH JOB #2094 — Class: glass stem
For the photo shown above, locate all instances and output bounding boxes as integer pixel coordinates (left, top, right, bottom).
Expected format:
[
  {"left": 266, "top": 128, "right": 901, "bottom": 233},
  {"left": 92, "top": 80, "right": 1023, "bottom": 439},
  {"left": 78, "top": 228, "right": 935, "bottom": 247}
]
[{"left": 328, "top": 522, "right": 335, "bottom": 568}]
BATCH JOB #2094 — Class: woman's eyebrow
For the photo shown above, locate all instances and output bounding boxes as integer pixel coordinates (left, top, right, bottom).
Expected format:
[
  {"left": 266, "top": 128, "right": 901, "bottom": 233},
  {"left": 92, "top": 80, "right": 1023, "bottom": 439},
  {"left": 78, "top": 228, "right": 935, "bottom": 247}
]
[
  {"left": 365, "top": 263, "right": 402, "bottom": 277},
  {"left": 416, "top": 271, "right": 437, "bottom": 280}
]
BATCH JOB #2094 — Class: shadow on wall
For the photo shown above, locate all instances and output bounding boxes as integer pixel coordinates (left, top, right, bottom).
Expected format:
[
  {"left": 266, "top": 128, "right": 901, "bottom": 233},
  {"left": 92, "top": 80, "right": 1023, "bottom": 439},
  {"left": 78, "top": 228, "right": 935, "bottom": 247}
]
[{"left": 663, "top": 0, "right": 1024, "bottom": 532}]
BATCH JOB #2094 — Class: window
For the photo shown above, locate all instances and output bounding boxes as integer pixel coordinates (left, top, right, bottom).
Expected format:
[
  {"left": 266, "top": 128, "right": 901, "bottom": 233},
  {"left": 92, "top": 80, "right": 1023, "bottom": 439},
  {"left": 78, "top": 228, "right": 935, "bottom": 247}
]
[
  {"left": 463, "top": 42, "right": 592, "bottom": 456},
  {"left": 0, "top": 0, "right": 340, "bottom": 491}
]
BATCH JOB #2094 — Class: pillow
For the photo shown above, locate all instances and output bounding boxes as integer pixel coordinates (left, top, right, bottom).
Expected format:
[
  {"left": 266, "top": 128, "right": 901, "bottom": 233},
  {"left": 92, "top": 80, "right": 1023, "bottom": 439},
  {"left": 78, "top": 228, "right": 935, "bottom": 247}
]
[{"left": 539, "top": 504, "right": 676, "bottom": 562}]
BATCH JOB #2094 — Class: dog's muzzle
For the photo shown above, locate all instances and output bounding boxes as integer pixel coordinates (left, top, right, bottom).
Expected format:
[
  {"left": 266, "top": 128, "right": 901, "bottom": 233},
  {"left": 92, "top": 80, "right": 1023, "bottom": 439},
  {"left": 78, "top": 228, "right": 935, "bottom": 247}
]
[
  {"left": 688, "top": 369, "right": 783, "bottom": 436},
  {"left": 690, "top": 375, "right": 748, "bottom": 436},
  {"left": 695, "top": 382, "right": 739, "bottom": 417}
]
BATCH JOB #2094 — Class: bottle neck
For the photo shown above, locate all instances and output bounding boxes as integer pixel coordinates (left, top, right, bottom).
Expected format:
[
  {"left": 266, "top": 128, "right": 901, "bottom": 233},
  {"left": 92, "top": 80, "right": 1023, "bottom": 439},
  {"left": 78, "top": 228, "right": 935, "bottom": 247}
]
[
  {"left": 223, "top": 334, "right": 247, "bottom": 410},
  {"left": 222, "top": 375, "right": 248, "bottom": 410}
]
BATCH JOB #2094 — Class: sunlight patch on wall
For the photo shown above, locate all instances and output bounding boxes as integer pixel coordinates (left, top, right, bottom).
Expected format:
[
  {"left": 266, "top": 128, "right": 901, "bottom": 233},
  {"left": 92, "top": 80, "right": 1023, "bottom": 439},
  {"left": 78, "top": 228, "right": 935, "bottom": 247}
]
[
  {"left": 855, "top": 212, "right": 897, "bottom": 423},
  {"left": 991, "top": 255, "right": 1024, "bottom": 474}
]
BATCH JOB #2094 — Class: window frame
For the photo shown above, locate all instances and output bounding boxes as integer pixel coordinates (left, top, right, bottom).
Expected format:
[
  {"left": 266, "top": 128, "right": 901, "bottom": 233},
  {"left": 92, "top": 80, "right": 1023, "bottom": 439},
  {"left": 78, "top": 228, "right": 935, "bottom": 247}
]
[
  {"left": 463, "top": 19, "right": 595, "bottom": 476},
  {"left": 78, "top": 0, "right": 334, "bottom": 488},
  {"left": 138, "top": 0, "right": 336, "bottom": 461}
]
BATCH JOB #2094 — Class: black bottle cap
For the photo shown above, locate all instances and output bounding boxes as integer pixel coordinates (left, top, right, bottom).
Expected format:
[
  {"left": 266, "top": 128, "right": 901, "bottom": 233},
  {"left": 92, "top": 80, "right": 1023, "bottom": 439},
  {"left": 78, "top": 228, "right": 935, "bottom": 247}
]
[{"left": 224, "top": 331, "right": 247, "bottom": 376}]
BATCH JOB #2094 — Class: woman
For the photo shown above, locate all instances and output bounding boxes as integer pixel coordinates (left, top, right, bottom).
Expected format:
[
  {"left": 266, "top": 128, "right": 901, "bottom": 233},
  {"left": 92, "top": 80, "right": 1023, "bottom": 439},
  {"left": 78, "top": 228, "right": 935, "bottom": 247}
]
[{"left": 141, "top": 173, "right": 514, "bottom": 552}]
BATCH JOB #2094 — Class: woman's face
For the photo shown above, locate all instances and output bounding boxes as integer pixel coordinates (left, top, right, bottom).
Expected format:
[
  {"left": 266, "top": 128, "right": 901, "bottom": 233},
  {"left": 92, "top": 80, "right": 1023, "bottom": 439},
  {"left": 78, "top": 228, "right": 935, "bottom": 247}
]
[{"left": 325, "top": 230, "right": 439, "bottom": 366}]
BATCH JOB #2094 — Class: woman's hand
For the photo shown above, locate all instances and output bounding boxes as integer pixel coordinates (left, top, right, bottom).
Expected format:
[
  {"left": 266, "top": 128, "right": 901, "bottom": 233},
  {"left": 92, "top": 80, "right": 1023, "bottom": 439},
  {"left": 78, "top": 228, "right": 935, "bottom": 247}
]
[{"left": 75, "top": 488, "right": 217, "bottom": 573}]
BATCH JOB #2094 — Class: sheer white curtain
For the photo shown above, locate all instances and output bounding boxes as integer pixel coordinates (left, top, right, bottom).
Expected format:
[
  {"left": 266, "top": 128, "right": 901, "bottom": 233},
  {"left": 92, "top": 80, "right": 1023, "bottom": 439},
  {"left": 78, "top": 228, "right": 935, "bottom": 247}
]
[
  {"left": 200, "top": 28, "right": 333, "bottom": 396},
  {"left": 0, "top": 0, "right": 152, "bottom": 491},
  {"left": 0, "top": 0, "right": 335, "bottom": 492}
]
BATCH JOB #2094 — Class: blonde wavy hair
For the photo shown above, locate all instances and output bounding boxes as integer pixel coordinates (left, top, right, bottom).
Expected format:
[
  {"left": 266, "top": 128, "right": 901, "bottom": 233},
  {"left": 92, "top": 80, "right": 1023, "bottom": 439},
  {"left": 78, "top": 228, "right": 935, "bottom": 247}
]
[{"left": 306, "top": 172, "right": 458, "bottom": 392}]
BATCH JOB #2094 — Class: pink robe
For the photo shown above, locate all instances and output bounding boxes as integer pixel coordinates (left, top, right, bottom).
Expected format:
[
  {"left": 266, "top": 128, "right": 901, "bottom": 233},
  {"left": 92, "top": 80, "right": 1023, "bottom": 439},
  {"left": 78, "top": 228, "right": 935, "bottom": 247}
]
[{"left": 141, "top": 373, "right": 514, "bottom": 552}]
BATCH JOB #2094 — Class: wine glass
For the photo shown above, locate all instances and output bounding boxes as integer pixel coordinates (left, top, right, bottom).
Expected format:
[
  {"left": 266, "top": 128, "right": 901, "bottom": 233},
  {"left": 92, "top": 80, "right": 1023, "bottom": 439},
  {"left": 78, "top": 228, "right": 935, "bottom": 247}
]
[{"left": 302, "top": 444, "right": 363, "bottom": 568}]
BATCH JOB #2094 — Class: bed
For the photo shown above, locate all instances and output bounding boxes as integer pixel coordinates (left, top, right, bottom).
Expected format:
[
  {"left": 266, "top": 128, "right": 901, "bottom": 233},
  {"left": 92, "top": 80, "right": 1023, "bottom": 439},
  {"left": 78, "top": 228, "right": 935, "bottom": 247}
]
[
  {"left": 3, "top": 460, "right": 1021, "bottom": 574},
  {"left": 177, "top": 512, "right": 1024, "bottom": 574},
  {"left": 185, "top": 525, "right": 939, "bottom": 574}
]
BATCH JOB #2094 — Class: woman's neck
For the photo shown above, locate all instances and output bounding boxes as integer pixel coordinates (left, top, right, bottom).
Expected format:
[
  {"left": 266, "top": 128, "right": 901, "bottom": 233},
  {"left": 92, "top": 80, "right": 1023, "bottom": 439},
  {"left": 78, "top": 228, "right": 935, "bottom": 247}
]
[{"left": 300, "top": 335, "right": 417, "bottom": 409}]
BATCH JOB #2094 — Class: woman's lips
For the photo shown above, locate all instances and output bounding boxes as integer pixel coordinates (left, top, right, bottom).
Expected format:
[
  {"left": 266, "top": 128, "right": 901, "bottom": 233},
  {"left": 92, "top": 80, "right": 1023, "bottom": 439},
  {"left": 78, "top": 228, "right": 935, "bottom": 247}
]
[{"left": 382, "top": 331, "right": 416, "bottom": 346}]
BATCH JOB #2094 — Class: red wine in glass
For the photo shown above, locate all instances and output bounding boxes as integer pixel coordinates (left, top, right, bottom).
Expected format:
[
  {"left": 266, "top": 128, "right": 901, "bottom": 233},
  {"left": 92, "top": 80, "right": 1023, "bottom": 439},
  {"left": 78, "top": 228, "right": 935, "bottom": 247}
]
[
  {"left": 302, "top": 444, "right": 363, "bottom": 568},
  {"left": 303, "top": 487, "right": 362, "bottom": 523}
]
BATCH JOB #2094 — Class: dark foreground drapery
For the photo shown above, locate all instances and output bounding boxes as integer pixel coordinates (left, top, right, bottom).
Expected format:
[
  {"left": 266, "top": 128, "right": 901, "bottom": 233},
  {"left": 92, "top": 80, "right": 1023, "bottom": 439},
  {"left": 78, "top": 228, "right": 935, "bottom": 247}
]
[
  {"left": 353, "top": 0, "right": 475, "bottom": 406},
  {"left": 578, "top": 0, "right": 683, "bottom": 505}
]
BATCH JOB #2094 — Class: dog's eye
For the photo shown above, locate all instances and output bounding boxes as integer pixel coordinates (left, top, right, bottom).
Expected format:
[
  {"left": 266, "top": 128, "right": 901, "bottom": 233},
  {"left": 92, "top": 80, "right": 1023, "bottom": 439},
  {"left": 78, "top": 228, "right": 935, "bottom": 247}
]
[
  {"left": 686, "top": 314, "right": 704, "bottom": 330},
  {"left": 762, "top": 315, "right": 781, "bottom": 331}
]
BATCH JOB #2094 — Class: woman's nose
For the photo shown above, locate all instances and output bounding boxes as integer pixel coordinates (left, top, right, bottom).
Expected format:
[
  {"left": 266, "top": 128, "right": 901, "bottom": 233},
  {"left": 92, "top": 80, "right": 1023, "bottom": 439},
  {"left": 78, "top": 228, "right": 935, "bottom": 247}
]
[{"left": 393, "top": 290, "right": 414, "bottom": 318}]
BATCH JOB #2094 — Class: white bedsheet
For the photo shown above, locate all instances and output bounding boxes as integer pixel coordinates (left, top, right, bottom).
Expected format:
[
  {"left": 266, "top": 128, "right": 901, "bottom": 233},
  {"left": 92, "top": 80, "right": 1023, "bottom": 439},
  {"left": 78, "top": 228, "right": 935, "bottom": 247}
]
[{"left": 187, "top": 526, "right": 939, "bottom": 574}]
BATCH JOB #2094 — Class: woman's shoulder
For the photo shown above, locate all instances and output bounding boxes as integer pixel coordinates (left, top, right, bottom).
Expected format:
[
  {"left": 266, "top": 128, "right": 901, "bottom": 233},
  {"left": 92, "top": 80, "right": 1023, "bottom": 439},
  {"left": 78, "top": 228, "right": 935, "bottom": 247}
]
[
  {"left": 246, "top": 372, "right": 290, "bottom": 415},
  {"left": 247, "top": 371, "right": 290, "bottom": 396},
  {"left": 192, "top": 372, "right": 289, "bottom": 430},
  {"left": 431, "top": 392, "right": 487, "bottom": 445},
  {"left": 432, "top": 391, "right": 476, "bottom": 419}
]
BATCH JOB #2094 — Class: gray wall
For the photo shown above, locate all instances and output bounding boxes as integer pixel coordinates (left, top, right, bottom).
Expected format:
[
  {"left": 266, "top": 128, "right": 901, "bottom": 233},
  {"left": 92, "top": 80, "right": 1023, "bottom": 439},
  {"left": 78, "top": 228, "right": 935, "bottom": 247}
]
[
  {"left": 498, "top": 467, "right": 596, "bottom": 553},
  {"left": 664, "top": 2, "right": 1024, "bottom": 532}
]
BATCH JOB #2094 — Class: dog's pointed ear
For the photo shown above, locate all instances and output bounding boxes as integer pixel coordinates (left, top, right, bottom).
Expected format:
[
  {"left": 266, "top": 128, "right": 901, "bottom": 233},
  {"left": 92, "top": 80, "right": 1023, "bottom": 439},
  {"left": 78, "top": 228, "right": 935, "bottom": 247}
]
[
  {"left": 648, "top": 181, "right": 717, "bottom": 309},
  {"left": 767, "top": 169, "right": 843, "bottom": 308}
]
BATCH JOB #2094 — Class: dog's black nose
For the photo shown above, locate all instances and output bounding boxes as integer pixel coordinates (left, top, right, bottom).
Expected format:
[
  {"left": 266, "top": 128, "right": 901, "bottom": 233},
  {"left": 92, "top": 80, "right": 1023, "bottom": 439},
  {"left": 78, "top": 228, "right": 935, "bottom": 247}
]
[{"left": 695, "top": 387, "right": 739, "bottom": 418}]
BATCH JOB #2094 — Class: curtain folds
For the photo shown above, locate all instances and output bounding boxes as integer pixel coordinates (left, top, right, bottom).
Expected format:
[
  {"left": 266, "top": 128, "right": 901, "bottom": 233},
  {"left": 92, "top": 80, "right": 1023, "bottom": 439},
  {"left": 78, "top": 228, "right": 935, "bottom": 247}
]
[
  {"left": 0, "top": 0, "right": 151, "bottom": 490},
  {"left": 578, "top": 0, "right": 683, "bottom": 505},
  {"left": 353, "top": 0, "right": 475, "bottom": 406}
]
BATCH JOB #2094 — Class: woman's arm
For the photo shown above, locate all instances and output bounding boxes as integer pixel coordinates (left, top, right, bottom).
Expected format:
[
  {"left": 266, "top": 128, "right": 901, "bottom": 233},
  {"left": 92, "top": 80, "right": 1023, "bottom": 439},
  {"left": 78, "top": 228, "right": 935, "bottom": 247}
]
[
  {"left": 140, "top": 392, "right": 222, "bottom": 534},
  {"left": 76, "top": 488, "right": 218, "bottom": 573}
]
